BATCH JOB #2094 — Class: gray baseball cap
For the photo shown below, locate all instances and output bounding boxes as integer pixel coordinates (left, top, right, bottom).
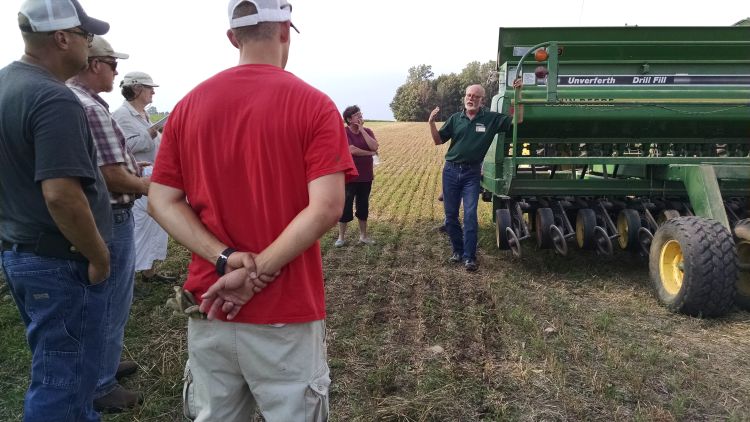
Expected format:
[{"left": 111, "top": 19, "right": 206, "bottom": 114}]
[
  {"left": 120, "top": 71, "right": 159, "bottom": 88},
  {"left": 89, "top": 36, "right": 129, "bottom": 59},
  {"left": 19, "top": 0, "right": 109, "bottom": 35}
]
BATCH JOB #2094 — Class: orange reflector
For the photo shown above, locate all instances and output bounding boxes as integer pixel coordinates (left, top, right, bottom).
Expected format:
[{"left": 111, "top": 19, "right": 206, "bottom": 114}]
[{"left": 534, "top": 48, "right": 548, "bottom": 62}]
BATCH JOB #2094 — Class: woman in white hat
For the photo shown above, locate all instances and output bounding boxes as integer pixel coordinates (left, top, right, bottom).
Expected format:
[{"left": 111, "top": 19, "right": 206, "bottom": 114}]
[{"left": 113, "top": 71, "right": 175, "bottom": 282}]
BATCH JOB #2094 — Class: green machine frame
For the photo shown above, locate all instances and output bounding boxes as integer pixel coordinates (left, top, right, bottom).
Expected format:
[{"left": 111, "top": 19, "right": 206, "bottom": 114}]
[{"left": 483, "top": 27, "right": 750, "bottom": 316}]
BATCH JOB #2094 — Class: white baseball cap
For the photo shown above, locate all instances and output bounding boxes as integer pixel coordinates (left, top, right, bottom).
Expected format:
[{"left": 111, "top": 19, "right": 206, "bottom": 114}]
[
  {"left": 120, "top": 71, "right": 159, "bottom": 88},
  {"left": 19, "top": 0, "right": 109, "bottom": 35},
  {"left": 228, "top": 0, "right": 298, "bottom": 33},
  {"left": 89, "top": 36, "right": 129, "bottom": 59}
]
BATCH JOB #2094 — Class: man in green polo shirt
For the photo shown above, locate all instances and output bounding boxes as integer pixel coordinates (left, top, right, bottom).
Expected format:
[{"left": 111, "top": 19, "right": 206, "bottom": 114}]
[{"left": 428, "top": 81, "right": 523, "bottom": 271}]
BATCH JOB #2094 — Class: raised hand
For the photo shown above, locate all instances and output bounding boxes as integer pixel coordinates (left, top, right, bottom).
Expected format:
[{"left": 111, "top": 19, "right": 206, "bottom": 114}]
[{"left": 428, "top": 107, "right": 440, "bottom": 123}]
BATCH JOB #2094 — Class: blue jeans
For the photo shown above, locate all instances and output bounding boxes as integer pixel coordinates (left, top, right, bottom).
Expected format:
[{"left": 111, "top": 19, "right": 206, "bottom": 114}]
[
  {"left": 94, "top": 208, "right": 136, "bottom": 398},
  {"left": 1, "top": 249, "right": 109, "bottom": 422},
  {"left": 442, "top": 161, "right": 481, "bottom": 261}
]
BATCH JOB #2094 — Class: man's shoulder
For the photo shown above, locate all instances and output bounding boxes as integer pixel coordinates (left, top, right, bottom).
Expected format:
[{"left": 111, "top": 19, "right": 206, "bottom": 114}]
[
  {"left": 111, "top": 106, "right": 126, "bottom": 119},
  {"left": 479, "top": 108, "right": 509, "bottom": 123},
  {"left": 67, "top": 83, "right": 96, "bottom": 104},
  {"left": 444, "top": 112, "right": 462, "bottom": 124},
  {"left": 1, "top": 63, "right": 78, "bottom": 106},
  {"left": 112, "top": 103, "right": 137, "bottom": 121},
  {"left": 480, "top": 108, "right": 503, "bottom": 117}
]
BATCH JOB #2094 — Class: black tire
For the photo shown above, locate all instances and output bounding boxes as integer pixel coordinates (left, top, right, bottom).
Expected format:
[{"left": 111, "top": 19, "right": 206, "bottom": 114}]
[
  {"left": 535, "top": 208, "right": 554, "bottom": 249},
  {"left": 575, "top": 208, "right": 596, "bottom": 249},
  {"left": 649, "top": 216, "right": 737, "bottom": 317},
  {"left": 496, "top": 208, "right": 512, "bottom": 250},
  {"left": 617, "top": 209, "right": 641, "bottom": 251}
]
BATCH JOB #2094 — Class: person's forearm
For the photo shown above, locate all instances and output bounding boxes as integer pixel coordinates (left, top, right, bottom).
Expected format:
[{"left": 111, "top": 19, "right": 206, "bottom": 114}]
[
  {"left": 41, "top": 178, "right": 109, "bottom": 265},
  {"left": 100, "top": 164, "right": 149, "bottom": 195},
  {"left": 429, "top": 121, "right": 442, "bottom": 145},
  {"left": 254, "top": 173, "right": 344, "bottom": 275},
  {"left": 254, "top": 205, "right": 337, "bottom": 275},
  {"left": 360, "top": 129, "right": 379, "bottom": 151},
  {"left": 147, "top": 184, "right": 228, "bottom": 264},
  {"left": 350, "top": 146, "right": 375, "bottom": 156}
]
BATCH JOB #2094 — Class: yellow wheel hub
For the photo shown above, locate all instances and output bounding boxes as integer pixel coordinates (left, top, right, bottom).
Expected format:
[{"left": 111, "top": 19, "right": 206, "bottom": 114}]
[
  {"left": 576, "top": 214, "right": 585, "bottom": 248},
  {"left": 738, "top": 241, "right": 750, "bottom": 296},
  {"left": 659, "top": 239, "right": 684, "bottom": 295},
  {"left": 617, "top": 213, "right": 629, "bottom": 249}
]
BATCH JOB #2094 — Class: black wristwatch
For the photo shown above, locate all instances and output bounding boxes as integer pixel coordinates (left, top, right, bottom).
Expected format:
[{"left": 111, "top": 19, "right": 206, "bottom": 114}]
[{"left": 215, "top": 247, "right": 236, "bottom": 276}]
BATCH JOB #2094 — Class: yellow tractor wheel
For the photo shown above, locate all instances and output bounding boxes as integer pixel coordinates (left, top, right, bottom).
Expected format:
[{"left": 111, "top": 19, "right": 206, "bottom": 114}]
[{"left": 649, "top": 216, "right": 737, "bottom": 317}]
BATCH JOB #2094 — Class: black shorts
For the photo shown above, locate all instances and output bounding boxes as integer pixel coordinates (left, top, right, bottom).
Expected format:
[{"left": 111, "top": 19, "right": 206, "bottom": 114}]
[{"left": 340, "top": 182, "right": 372, "bottom": 223}]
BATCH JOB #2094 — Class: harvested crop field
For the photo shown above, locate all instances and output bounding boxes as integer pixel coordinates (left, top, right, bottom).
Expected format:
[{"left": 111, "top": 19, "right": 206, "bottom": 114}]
[{"left": 1, "top": 122, "right": 749, "bottom": 421}]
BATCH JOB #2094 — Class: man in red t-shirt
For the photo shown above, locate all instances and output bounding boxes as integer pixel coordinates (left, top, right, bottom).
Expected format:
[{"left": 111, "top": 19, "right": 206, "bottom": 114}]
[{"left": 147, "top": 1, "right": 356, "bottom": 420}]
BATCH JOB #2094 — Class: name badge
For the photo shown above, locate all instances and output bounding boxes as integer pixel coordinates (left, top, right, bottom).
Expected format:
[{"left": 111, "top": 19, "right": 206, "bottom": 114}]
[{"left": 475, "top": 124, "right": 486, "bottom": 133}]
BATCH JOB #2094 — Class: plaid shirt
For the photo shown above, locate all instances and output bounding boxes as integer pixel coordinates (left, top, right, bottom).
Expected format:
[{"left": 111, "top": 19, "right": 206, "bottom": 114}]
[{"left": 68, "top": 80, "right": 141, "bottom": 205}]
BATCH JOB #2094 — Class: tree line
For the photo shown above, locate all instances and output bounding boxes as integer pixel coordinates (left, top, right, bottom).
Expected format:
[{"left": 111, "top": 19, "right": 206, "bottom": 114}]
[{"left": 389, "top": 61, "right": 499, "bottom": 122}]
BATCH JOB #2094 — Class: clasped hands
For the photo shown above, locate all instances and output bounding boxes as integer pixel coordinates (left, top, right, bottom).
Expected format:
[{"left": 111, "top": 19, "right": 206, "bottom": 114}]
[{"left": 199, "top": 252, "right": 280, "bottom": 320}]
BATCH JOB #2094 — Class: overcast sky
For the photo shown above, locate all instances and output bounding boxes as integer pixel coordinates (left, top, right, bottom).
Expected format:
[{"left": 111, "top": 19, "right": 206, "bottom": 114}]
[{"left": 1, "top": 0, "right": 747, "bottom": 120}]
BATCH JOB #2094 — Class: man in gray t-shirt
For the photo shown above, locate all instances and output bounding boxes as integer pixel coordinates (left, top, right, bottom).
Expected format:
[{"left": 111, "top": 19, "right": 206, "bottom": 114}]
[{"left": 0, "top": 1, "right": 112, "bottom": 420}]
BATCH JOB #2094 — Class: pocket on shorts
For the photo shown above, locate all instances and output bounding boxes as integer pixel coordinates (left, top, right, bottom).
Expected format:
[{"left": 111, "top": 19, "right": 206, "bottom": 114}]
[
  {"left": 305, "top": 364, "right": 330, "bottom": 422},
  {"left": 183, "top": 360, "right": 197, "bottom": 421}
]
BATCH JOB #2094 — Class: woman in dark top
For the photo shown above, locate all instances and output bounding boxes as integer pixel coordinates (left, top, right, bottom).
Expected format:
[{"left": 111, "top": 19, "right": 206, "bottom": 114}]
[{"left": 335, "top": 105, "right": 379, "bottom": 247}]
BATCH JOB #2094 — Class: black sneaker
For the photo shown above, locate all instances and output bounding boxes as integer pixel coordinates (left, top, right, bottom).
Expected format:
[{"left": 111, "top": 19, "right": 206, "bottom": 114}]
[
  {"left": 464, "top": 259, "right": 478, "bottom": 272},
  {"left": 448, "top": 253, "right": 461, "bottom": 264}
]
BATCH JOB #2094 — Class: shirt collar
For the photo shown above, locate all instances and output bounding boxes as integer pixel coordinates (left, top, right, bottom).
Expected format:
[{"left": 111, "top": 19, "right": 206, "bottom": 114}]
[
  {"left": 460, "top": 107, "right": 485, "bottom": 120},
  {"left": 122, "top": 100, "right": 141, "bottom": 117},
  {"left": 67, "top": 80, "right": 110, "bottom": 109}
]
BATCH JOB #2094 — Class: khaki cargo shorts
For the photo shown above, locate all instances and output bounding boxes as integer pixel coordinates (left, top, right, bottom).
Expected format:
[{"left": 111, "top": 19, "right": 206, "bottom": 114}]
[{"left": 183, "top": 318, "right": 330, "bottom": 422}]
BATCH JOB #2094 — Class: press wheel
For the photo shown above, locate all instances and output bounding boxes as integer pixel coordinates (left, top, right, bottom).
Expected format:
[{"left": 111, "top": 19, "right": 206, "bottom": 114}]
[
  {"left": 496, "top": 208, "right": 512, "bottom": 250},
  {"left": 575, "top": 208, "right": 596, "bottom": 249},
  {"left": 617, "top": 209, "right": 641, "bottom": 251},
  {"left": 535, "top": 208, "right": 554, "bottom": 249}
]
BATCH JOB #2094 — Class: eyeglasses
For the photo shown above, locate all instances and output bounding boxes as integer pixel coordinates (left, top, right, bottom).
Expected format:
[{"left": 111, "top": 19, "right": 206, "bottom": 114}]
[
  {"left": 91, "top": 57, "right": 117, "bottom": 72},
  {"left": 62, "top": 29, "right": 94, "bottom": 44}
]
